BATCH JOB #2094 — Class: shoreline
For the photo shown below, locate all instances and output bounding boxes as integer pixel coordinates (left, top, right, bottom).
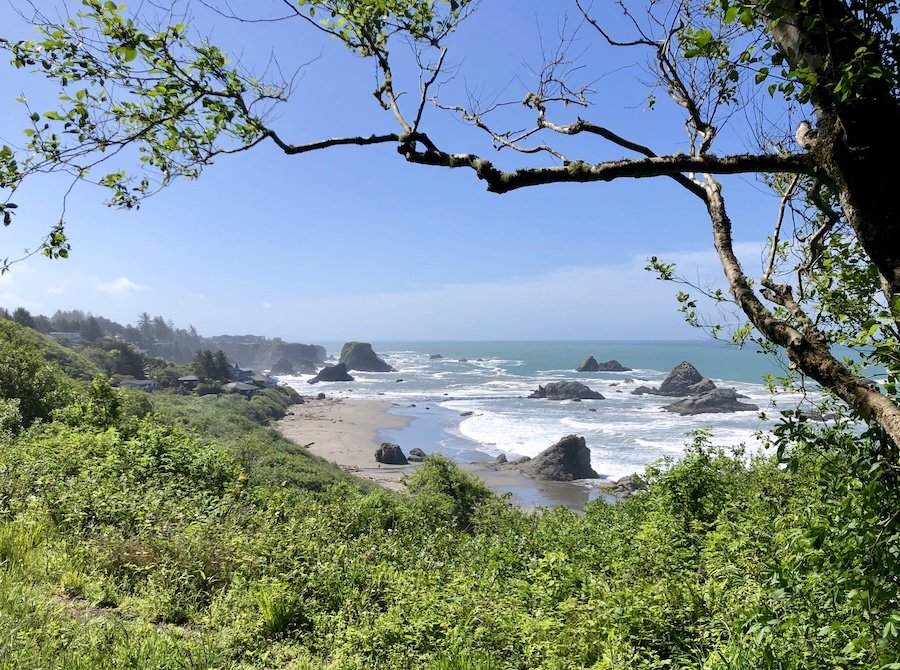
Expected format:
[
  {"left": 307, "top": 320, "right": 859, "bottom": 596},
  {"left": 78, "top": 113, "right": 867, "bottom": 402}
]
[
  {"left": 275, "top": 396, "right": 608, "bottom": 511},
  {"left": 276, "top": 397, "right": 416, "bottom": 491}
]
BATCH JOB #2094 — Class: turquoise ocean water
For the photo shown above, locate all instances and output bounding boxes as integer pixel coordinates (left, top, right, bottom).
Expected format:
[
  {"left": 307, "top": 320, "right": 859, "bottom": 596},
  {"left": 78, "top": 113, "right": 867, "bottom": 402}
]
[{"left": 279, "top": 340, "right": 820, "bottom": 482}]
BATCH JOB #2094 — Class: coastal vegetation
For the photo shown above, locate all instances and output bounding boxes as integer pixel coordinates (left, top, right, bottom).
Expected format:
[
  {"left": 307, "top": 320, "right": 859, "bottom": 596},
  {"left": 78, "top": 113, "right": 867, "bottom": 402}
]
[
  {"left": 0, "top": 307, "right": 325, "bottom": 373},
  {"left": 0, "top": 318, "right": 897, "bottom": 668}
]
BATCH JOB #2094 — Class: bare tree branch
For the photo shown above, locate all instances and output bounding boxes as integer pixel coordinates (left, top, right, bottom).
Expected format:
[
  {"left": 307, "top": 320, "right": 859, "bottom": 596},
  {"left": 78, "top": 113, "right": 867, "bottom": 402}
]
[
  {"left": 266, "top": 131, "right": 401, "bottom": 155},
  {"left": 398, "top": 139, "right": 812, "bottom": 194},
  {"left": 763, "top": 173, "right": 800, "bottom": 284}
]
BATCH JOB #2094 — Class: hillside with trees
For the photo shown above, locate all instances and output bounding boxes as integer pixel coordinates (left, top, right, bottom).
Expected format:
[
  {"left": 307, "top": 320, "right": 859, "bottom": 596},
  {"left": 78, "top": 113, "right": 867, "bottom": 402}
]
[{"left": 1, "top": 307, "right": 326, "bottom": 373}]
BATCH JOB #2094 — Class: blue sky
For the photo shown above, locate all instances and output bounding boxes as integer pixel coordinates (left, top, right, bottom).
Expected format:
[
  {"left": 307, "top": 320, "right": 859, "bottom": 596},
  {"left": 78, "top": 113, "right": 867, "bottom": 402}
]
[{"left": 0, "top": 0, "right": 790, "bottom": 342}]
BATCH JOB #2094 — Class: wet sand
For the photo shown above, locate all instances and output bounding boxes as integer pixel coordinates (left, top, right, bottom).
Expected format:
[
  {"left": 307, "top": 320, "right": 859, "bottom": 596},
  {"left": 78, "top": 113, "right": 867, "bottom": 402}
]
[{"left": 275, "top": 396, "right": 611, "bottom": 512}]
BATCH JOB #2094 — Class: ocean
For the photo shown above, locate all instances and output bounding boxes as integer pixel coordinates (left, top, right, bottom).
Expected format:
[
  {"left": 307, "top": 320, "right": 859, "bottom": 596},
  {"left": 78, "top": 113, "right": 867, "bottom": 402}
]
[{"left": 278, "top": 340, "right": 821, "bottom": 483}]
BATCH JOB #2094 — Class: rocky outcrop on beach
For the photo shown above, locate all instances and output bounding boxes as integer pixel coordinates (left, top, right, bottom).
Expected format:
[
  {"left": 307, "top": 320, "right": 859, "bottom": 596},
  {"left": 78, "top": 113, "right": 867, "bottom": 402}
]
[
  {"left": 663, "top": 388, "right": 759, "bottom": 415},
  {"left": 375, "top": 442, "right": 408, "bottom": 465},
  {"left": 598, "top": 473, "right": 646, "bottom": 497},
  {"left": 522, "top": 434, "right": 599, "bottom": 481},
  {"left": 407, "top": 447, "right": 427, "bottom": 462},
  {"left": 308, "top": 363, "right": 354, "bottom": 384},
  {"left": 429, "top": 354, "right": 443, "bottom": 360},
  {"left": 493, "top": 453, "right": 531, "bottom": 466},
  {"left": 578, "top": 356, "right": 631, "bottom": 372},
  {"left": 339, "top": 342, "right": 396, "bottom": 372},
  {"left": 630, "top": 361, "right": 715, "bottom": 397},
  {"left": 529, "top": 381, "right": 604, "bottom": 400}
]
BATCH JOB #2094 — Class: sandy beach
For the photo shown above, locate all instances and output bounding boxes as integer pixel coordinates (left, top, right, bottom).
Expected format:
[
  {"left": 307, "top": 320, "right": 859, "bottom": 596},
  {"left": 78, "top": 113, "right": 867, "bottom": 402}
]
[
  {"left": 275, "top": 396, "right": 609, "bottom": 511},
  {"left": 276, "top": 396, "right": 416, "bottom": 491}
]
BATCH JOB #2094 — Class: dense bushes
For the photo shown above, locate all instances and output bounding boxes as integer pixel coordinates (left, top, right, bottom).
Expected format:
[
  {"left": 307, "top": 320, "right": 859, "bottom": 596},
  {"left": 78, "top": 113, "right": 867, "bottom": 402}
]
[
  {"left": 403, "top": 454, "right": 495, "bottom": 530},
  {"left": 1, "top": 410, "right": 896, "bottom": 668},
  {"left": 0, "top": 321, "right": 76, "bottom": 430},
  {"left": 0, "top": 333, "right": 896, "bottom": 668}
]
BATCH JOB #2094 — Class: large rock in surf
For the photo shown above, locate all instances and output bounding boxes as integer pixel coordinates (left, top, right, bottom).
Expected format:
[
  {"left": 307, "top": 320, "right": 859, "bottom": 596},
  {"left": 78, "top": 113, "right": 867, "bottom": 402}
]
[
  {"left": 578, "top": 356, "right": 632, "bottom": 372},
  {"left": 307, "top": 362, "right": 354, "bottom": 384},
  {"left": 375, "top": 442, "right": 408, "bottom": 465},
  {"left": 523, "top": 434, "right": 599, "bottom": 481},
  {"left": 339, "top": 342, "right": 396, "bottom": 372},
  {"left": 577, "top": 356, "right": 600, "bottom": 372},
  {"left": 657, "top": 361, "right": 716, "bottom": 396},
  {"left": 598, "top": 359, "right": 631, "bottom": 372},
  {"left": 529, "top": 381, "right": 604, "bottom": 400},
  {"left": 663, "top": 388, "right": 759, "bottom": 415},
  {"left": 630, "top": 361, "right": 716, "bottom": 396}
]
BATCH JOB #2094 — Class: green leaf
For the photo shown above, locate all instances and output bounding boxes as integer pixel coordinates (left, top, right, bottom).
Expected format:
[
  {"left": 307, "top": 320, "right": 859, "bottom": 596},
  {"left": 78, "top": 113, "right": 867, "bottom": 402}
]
[
  {"left": 739, "top": 8, "right": 755, "bottom": 27},
  {"left": 694, "top": 29, "right": 713, "bottom": 47}
]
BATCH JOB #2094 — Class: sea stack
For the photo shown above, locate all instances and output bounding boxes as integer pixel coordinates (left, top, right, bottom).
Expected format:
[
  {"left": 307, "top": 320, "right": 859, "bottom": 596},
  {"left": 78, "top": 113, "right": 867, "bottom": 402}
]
[
  {"left": 577, "top": 356, "right": 600, "bottom": 372},
  {"left": 528, "top": 381, "right": 604, "bottom": 400},
  {"left": 308, "top": 363, "right": 354, "bottom": 384},
  {"left": 339, "top": 342, "right": 396, "bottom": 372},
  {"left": 577, "top": 356, "right": 631, "bottom": 372},
  {"left": 663, "top": 388, "right": 759, "bottom": 415},
  {"left": 522, "top": 434, "right": 599, "bottom": 481}
]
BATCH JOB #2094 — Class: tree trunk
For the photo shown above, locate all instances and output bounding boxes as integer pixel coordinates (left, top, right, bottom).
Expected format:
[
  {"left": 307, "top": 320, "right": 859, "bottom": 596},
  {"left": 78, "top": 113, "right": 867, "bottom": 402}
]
[
  {"left": 704, "top": 178, "right": 900, "bottom": 447},
  {"left": 762, "top": 0, "right": 900, "bottom": 310}
]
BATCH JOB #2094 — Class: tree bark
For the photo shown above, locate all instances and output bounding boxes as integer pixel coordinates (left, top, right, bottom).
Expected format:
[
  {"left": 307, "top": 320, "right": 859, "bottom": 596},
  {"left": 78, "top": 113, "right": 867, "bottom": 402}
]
[
  {"left": 704, "top": 177, "right": 900, "bottom": 446},
  {"left": 761, "top": 0, "right": 900, "bottom": 310}
]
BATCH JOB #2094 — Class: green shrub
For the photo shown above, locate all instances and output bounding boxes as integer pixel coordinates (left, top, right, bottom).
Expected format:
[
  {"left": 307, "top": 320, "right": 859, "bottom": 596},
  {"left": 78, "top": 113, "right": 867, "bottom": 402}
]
[
  {"left": 0, "top": 320, "right": 75, "bottom": 429},
  {"left": 403, "top": 455, "right": 495, "bottom": 531}
]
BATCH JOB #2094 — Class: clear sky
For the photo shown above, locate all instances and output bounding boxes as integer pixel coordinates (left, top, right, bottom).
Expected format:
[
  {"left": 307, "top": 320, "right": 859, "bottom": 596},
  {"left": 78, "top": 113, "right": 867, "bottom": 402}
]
[{"left": 0, "top": 0, "right": 790, "bottom": 342}]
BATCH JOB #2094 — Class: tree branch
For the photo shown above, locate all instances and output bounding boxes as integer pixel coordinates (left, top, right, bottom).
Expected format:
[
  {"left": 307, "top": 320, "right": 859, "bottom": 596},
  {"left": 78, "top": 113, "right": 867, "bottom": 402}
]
[
  {"left": 763, "top": 174, "right": 800, "bottom": 285},
  {"left": 399, "top": 139, "right": 812, "bottom": 194},
  {"left": 704, "top": 175, "right": 900, "bottom": 448},
  {"left": 265, "top": 131, "right": 401, "bottom": 155}
]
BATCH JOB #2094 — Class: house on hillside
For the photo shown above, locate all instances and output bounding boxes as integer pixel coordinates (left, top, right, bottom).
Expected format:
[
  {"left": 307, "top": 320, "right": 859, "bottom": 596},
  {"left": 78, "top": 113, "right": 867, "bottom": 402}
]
[
  {"left": 177, "top": 375, "right": 199, "bottom": 391},
  {"left": 251, "top": 373, "right": 277, "bottom": 388},
  {"left": 117, "top": 379, "right": 160, "bottom": 392},
  {"left": 229, "top": 364, "right": 256, "bottom": 383},
  {"left": 49, "top": 331, "right": 82, "bottom": 344},
  {"left": 221, "top": 381, "right": 260, "bottom": 398}
]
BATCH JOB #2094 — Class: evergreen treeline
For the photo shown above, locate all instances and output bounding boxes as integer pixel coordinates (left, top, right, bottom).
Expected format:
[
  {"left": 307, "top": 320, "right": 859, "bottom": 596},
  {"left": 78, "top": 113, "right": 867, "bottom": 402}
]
[
  {"left": 0, "top": 319, "right": 897, "bottom": 668},
  {"left": 1, "top": 307, "right": 325, "bottom": 372}
]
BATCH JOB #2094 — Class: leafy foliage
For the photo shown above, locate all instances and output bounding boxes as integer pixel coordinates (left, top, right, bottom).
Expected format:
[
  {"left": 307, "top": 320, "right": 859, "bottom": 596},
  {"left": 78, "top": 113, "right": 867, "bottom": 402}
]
[
  {"left": 0, "top": 320, "right": 75, "bottom": 429},
  {"left": 403, "top": 454, "right": 495, "bottom": 530},
  {"left": 0, "top": 357, "right": 896, "bottom": 668}
]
